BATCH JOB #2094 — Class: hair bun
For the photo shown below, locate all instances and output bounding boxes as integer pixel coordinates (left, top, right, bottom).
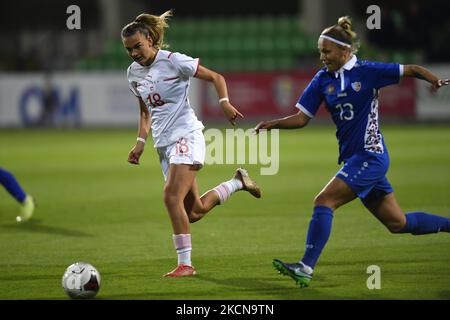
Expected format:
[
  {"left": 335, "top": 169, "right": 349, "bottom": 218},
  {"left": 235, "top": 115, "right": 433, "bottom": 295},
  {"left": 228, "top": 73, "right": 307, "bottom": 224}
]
[
  {"left": 337, "top": 16, "right": 357, "bottom": 40},
  {"left": 338, "top": 16, "right": 352, "bottom": 30}
]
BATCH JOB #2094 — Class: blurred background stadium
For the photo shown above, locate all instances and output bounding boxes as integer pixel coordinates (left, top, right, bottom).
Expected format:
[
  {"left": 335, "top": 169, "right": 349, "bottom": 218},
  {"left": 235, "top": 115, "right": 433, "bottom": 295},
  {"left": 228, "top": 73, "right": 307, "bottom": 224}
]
[{"left": 0, "top": 0, "right": 449, "bottom": 127}]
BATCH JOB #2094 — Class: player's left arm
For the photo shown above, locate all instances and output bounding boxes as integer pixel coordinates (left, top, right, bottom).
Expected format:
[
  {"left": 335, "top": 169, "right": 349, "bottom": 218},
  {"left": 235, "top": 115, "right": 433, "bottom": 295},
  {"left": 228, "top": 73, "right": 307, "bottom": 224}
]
[
  {"left": 403, "top": 65, "right": 449, "bottom": 92},
  {"left": 194, "top": 65, "right": 244, "bottom": 125}
]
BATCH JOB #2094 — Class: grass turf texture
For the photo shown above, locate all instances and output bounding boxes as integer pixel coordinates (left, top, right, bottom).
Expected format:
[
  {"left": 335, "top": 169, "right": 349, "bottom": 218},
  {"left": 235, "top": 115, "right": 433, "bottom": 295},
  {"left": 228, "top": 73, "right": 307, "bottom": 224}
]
[{"left": 0, "top": 125, "right": 449, "bottom": 300}]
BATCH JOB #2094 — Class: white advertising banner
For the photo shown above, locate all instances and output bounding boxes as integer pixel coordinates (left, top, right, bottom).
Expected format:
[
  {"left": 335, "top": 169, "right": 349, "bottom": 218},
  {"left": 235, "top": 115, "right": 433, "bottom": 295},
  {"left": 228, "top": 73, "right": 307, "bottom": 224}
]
[
  {"left": 1, "top": 66, "right": 448, "bottom": 127},
  {"left": 0, "top": 72, "right": 201, "bottom": 127}
]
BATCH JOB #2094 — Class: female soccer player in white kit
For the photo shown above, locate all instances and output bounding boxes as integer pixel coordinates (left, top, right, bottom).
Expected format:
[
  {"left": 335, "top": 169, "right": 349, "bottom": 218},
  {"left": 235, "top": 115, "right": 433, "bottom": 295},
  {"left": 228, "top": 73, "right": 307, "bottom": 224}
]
[{"left": 122, "top": 11, "right": 261, "bottom": 277}]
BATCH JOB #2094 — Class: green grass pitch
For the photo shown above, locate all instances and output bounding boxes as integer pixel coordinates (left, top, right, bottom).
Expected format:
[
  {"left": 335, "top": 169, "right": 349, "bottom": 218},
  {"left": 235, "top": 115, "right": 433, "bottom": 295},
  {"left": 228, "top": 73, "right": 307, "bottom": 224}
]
[{"left": 0, "top": 124, "right": 449, "bottom": 300}]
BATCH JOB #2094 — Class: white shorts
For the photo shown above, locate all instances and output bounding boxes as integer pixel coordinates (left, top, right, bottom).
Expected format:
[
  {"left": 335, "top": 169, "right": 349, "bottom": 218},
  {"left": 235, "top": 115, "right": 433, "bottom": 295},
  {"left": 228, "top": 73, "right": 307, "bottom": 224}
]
[{"left": 156, "top": 129, "right": 205, "bottom": 181}]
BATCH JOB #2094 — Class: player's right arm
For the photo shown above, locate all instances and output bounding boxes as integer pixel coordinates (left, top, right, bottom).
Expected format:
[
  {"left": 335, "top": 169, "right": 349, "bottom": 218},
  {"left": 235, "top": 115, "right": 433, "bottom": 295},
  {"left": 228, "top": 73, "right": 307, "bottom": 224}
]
[
  {"left": 128, "top": 97, "right": 151, "bottom": 165},
  {"left": 254, "top": 72, "right": 322, "bottom": 134},
  {"left": 253, "top": 111, "right": 311, "bottom": 133}
]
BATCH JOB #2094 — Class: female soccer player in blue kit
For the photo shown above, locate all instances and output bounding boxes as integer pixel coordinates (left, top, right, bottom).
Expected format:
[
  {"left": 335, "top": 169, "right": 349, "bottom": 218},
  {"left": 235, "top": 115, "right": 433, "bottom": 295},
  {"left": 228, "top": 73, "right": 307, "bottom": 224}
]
[
  {"left": 0, "top": 167, "right": 35, "bottom": 222},
  {"left": 254, "top": 16, "right": 450, "bottom": 287}
]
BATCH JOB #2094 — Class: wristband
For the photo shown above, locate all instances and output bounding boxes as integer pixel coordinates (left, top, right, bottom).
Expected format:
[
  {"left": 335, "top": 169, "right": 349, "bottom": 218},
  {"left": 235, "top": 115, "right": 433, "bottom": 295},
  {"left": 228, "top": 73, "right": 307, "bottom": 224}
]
[
  {"left": 137, "top": 137, "right": 146, "bottom": 144},
  {"left": 219, "top": 97, "right": 229, "bottom": 104}
]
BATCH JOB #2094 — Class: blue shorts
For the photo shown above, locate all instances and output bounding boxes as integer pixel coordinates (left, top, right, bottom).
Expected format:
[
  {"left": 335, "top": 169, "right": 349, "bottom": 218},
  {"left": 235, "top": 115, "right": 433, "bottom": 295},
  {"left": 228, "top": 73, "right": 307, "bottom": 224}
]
[{"left": 336, "top": 152, "right": 394, "bottom": 206}]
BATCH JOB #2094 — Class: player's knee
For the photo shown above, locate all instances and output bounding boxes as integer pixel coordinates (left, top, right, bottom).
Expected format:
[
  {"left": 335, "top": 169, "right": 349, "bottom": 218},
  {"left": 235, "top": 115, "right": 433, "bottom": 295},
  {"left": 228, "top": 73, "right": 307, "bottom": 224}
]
[
  {"left": 187, "top": 211, "right": 200, "bottom": 223},
  {"left": 163, "top": 189, "right": 182, "bottom": 208},
  {"left": 386, "top": 220, "right": 406, "bottom": 234},
  {"left": 313, "top": 193, "right": 323, "bottom": 205},
  {"left": 314, "top": 193, "right": 335, "bottom": 209}
]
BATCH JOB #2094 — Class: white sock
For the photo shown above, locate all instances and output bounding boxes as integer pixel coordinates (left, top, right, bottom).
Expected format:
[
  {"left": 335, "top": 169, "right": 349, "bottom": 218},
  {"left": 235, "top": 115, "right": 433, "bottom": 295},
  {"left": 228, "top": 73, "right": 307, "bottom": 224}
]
[
  {"left": 227, "top": 178, "right": 243, "bottom": 192},
  {"left": 173, "top": 234, "right": 192, "bottom": 266},
  {"left": 299, "top": 261, "right": 313, "bottom": 275},
  {"left": 212, "top": 179, "right": 243, "bottom": 204},
  {"left": 177, "top": 248, "right": 192, "bottom": 266}
]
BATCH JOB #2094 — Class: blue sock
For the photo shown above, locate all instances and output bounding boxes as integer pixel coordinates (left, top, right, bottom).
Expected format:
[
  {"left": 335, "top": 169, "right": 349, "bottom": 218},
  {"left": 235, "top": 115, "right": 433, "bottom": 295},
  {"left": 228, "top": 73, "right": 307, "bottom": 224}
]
[
  {"left": 301, "top": 206, "right": 334, "bottom": 269},
  {"left": 401, "top": 212, "right": 450, "bottom": 235},
  {"left": 0, "top": 168, "right": 27, "bottom": 203}
]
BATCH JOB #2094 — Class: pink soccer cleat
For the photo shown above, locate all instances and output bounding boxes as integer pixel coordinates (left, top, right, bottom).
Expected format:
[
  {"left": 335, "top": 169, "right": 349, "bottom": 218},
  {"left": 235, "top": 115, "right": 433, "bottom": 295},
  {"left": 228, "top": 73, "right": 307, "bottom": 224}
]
[{"left": 163, "top": 264, "right": 196, "bottom": 277}]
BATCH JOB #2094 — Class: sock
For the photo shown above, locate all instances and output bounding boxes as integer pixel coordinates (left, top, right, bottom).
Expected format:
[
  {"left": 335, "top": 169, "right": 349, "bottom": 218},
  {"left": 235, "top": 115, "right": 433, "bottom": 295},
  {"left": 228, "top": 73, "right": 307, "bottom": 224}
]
[
  {"left": 0, "top": 168, "right": 27, "bottom": 203},
  {"left": 301, "top": 206, "right": 334, "bottom": 270},
  {"left": 400, "top": 212, "right": 450, "bottom": 235},
  {"left": 173, "top": 234, "right": 192, "bottom": 266},
  {"left": 212, "top": 178, "right": 243, "bottom": 204},
  {"left": 298, "top": 261, "right": 314, "bottom": 275}
]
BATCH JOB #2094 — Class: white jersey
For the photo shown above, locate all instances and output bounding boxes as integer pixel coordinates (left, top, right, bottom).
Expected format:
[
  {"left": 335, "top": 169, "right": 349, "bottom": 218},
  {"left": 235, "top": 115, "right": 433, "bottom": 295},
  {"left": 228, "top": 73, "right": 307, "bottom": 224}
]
[{"left": 127, "top": 49, "right": 204, "bottom": 147}]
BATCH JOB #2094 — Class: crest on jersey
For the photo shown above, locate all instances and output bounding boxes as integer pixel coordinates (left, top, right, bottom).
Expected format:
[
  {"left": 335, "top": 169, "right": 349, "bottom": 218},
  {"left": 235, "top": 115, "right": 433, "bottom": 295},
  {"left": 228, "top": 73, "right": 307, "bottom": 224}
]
[
  {"left": 326, "top": 84, "right": 335, "bottom": 94},
  {"left": 351, "top": 82, "right": 362, "bottom": 92}
]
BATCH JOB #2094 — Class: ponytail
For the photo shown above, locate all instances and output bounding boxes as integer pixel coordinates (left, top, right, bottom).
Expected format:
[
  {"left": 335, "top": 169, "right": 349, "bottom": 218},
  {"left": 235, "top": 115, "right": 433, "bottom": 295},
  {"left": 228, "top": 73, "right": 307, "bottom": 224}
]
[{"left": 121, "top": 10, "right": 172, "bottom": 49}]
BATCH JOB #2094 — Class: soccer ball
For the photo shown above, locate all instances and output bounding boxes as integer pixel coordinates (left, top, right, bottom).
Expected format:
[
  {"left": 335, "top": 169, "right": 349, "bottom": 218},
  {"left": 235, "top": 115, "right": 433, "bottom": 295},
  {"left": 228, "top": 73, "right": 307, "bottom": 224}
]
[{"left": 61, "top": 262, "right": 101, "bottom": 299}]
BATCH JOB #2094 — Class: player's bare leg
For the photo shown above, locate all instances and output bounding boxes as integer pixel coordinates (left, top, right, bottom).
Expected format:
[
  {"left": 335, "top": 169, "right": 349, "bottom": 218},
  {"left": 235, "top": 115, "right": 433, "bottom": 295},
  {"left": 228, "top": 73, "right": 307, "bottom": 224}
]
[
  {"left": 365, "top": 192, "right": 450, "bottom": 234},
  {"left": 184, "top": 178, "right": 219, "bottom": 223},
  {"left": 184, "top": 168, "right": 261, "bottom": 223},
  {"left": 163, "top": 166, "right": 262, "bottom": 277},
  {"left": 314, "top": 176, "right": 357, "bottom": 210},
  {"left": 163, "top": 164, "right": 197, "bottom": 277},
  {"left": 365, "top": 192, "right": 407, "bottom": 233}
]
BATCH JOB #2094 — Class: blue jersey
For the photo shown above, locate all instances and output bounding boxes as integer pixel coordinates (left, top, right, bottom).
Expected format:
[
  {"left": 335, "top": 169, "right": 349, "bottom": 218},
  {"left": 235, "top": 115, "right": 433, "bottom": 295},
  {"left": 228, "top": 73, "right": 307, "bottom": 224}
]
[{"left": 296, "top": 55, "right": 403, "bottom": 164}]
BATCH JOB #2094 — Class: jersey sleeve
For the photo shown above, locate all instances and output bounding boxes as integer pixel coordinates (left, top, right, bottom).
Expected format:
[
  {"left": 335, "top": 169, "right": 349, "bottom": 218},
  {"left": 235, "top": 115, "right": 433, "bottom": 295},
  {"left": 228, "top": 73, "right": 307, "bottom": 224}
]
[
  {"left": 366, "top": 61, "right": 402, "bottom": 89},
  {"left": 295, "top": 73, "right": 323, "bottom": 118},
  {"left": 128, "top": 82, "right": 139, "bottom": 97},
  {"left": 127, "top": 65, "right": 140, "bottom": 97},
  {"left": 169, "top": 52, "right": 200, "bottom": 78}
]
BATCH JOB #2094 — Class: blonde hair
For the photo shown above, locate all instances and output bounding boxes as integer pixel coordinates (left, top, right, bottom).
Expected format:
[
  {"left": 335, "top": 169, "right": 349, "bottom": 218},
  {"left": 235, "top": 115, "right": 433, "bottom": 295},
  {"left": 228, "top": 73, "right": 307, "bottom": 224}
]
[
  {"left": 321, "top": 16, "right": 359, "bottom": 53},
  {"left": 121, "top": 10, "right": 172, "bottom": 49}
]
